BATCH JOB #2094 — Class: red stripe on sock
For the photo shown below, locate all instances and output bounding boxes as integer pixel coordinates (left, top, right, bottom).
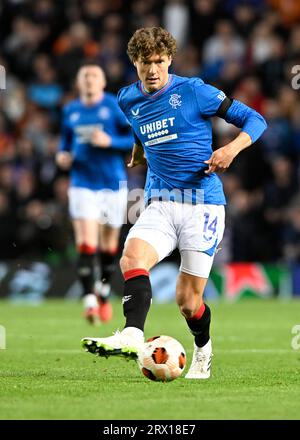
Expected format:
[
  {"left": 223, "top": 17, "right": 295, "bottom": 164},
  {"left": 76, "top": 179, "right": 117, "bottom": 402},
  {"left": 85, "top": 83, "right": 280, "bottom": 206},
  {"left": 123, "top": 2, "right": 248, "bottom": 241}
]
[
  {"left": 78, "top": 243, "right": 97, "bottom": 255},
  {"left": 124, "top": 268, "right": 149, "bottom": 281},
  {"left": 189, "top": 303, "right": 205, "bottom": 321}
]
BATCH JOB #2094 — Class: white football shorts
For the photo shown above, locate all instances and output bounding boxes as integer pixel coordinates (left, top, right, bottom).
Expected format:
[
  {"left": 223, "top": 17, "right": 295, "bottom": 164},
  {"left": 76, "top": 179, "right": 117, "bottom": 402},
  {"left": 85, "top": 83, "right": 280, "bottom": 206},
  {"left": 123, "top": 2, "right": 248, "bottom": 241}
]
[
  {"left": 68, "top": 186, "right": 128, "bottom": 228},
  {"left": 125, "top": 201, "right": 225, "bottom": 278}
]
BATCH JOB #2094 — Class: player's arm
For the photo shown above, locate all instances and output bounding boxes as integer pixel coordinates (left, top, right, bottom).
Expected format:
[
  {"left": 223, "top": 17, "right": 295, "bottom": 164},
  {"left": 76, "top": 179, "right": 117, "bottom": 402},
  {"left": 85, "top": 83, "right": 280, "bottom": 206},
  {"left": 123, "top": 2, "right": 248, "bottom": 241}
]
[
  {"left": 204, "top": 97, "right": 267, "bottom": 174},
  {"left": 56, "top": 107, "right": 73, "bottom": 170},
  {"left": 56, "top": 151, "right": 73, "bottom": 170},
  {"left": 91, "top": 127, "right": 133, "bottom": 151},
  {"left": 91, "top": 121, "right": 145, "bottom": 166},
  {"left": 91, "top": 100, "right": 134, "bottom": 151},
  {"left": 127, "top": 140, "right": 146, "bottom": 168},
  {"left": 90, "top": 129, "right": 112, "bottom": 148},
  {"left": 205, "top": 130, "right": 252, "bottom": 174}
]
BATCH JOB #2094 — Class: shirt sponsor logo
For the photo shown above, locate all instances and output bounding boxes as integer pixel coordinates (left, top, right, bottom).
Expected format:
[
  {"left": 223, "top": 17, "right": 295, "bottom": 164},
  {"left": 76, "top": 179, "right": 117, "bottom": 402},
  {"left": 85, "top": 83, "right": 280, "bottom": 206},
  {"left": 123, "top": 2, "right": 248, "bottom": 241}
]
[
  {"left": 145, "top": 133, "right": 178, "bottom": 146},
  {"left": 140, "top": 117, "right": 177, "bottom": 145},
  {"left": 140, "top": 117, "right": 175, "bottom": 135},
  {"left": 75, "top": 124, "right": 104, "bottom": 143}
]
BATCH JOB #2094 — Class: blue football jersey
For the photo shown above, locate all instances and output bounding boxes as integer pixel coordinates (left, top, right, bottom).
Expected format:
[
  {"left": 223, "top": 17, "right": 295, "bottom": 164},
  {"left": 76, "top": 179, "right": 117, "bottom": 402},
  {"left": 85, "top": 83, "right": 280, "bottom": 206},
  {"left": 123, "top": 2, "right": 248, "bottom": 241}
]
[
  {"left": 59, "top": 92, "right": 133, "bottom": 190},
  {"left": 118, "top": 74, "right": 266, "bottom": 205}
]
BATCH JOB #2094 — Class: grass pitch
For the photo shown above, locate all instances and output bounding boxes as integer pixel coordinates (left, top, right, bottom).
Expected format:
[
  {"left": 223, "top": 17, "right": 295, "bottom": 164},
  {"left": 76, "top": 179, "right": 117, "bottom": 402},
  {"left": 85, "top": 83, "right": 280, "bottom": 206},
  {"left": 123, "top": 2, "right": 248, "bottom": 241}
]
[{"left": 0, "top": 298, "right": 300, "bottom": 420}]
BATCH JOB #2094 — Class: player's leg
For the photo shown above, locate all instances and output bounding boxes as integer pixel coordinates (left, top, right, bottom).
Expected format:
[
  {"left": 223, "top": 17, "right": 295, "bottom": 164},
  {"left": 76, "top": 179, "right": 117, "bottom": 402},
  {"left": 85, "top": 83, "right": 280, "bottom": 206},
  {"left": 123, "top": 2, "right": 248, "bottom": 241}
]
[
  {"left": 69, "top": 187, "right": 100, "bottom": 324},
  {"left": 82, "top": 201, "right": 177, "bottom": 358},
  {"left": 176, "top": 268, "right": 212, "bottom": 379},
  {"left": 94, "top": 187, "right": 127, "bottom": 321},
  {"left": 120, "top": 237, "right": 158, "bottom": 332},
  {"left": 73, "top": 218, "right": 100, "bottom": 324},
  {"left": 177, "top": 204, "right": 225, "bottom": 379},
  {"left": 82, "top": 237, "right": 158, "bottom": 358},
  {"left": 96, "top": 224, "right": 121, "bottom": 322}
]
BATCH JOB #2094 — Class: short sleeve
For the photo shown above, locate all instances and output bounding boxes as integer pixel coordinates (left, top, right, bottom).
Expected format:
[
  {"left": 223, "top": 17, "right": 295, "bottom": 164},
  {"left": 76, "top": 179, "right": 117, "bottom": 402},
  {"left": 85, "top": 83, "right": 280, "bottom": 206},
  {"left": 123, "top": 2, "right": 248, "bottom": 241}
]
[{"left": 193, "top": 78, "right": 227, "bottom": 117}]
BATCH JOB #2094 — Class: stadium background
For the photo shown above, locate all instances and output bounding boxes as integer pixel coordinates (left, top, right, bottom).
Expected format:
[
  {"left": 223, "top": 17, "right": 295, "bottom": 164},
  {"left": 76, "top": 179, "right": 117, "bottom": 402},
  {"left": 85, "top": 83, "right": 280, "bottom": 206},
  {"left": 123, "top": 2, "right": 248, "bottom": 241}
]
[{"left": 1, "top": 0, "right": 300, "bottom": 302}]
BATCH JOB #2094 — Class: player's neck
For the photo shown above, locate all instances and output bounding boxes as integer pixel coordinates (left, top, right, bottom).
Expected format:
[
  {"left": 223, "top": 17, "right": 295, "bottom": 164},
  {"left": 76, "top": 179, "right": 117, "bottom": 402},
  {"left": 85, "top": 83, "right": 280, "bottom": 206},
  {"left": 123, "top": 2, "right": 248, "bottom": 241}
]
[{"left": 81, "top": 92, "right": 104, "bottom": 106}]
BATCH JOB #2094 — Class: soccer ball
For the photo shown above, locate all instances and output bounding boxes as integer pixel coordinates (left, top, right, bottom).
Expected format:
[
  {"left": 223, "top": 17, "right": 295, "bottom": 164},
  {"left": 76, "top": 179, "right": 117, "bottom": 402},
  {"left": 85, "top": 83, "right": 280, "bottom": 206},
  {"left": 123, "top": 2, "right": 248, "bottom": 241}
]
[{"left": 138, "top": 335, "right": 186, "bottom": 382}]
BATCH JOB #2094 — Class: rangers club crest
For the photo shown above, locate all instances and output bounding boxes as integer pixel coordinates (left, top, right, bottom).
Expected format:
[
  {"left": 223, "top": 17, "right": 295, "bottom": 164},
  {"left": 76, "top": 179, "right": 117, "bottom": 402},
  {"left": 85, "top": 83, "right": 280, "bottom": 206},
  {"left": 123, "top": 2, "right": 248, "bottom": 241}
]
[{"left": 169, "top": 94, "right": 182, "bottom": 109}]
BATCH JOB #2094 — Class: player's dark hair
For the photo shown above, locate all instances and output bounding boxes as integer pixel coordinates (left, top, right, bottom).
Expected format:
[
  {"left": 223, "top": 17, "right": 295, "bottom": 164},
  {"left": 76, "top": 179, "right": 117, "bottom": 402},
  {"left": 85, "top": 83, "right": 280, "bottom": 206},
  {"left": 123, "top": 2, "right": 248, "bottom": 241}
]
[{"left": 127, "top": 27, "right": 177, "bottom": 62}]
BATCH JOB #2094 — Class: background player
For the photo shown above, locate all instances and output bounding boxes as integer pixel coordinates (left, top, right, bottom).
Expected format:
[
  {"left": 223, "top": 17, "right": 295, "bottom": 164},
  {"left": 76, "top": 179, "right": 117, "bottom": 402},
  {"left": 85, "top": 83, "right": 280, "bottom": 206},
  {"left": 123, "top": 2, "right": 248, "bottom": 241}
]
[
  {"left": 82, "top": 27, "right": 267, "bottom": 377},
  {"left": 56, "top": 63, "right": 133, "bottom": 324}
]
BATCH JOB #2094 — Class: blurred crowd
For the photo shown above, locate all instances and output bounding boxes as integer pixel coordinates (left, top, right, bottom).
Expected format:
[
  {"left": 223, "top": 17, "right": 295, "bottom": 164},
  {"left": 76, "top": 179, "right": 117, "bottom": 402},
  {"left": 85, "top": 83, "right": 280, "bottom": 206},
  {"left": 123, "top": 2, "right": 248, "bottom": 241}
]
[{"left": 1, "top": 0, "right": 300, "bottom": 264}]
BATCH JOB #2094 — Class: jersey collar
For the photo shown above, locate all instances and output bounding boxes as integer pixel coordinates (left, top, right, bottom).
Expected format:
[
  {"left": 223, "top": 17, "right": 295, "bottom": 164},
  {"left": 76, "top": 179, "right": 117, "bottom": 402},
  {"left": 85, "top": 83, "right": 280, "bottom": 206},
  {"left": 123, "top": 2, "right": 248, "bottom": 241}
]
[{"left": 139, "top": 75, "right": 173, "bottom": 98}]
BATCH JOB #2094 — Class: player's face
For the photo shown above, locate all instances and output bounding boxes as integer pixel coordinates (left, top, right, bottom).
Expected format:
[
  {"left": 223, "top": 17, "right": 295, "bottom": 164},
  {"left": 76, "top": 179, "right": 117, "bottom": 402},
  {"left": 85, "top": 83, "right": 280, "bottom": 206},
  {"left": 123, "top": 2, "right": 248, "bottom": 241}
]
[
  {"left": 134, "top": 53, "right": 172, "bottom": 93},
  {"left": 77, "top": 66, "right": 106, "bottom": 98}
]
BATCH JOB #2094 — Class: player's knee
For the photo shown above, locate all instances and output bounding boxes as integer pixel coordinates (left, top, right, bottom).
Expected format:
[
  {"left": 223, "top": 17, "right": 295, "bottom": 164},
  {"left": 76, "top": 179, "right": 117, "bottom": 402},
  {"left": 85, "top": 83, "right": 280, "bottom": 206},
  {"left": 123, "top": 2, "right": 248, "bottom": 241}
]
[
  {"left": 179, "top": 304, "right": 198, "bottom": 319},
  {"left": 120, "top": 254, "right": 143, "bottom": 273},
  {"left": 177, "top": 291, "right": 202, "bottom": 319},
  {"left": 102, "top": 245, "right": 118, "bottom": 256},
  {"left": 101, "top": 239, "right": 119, "bottom": 255}
]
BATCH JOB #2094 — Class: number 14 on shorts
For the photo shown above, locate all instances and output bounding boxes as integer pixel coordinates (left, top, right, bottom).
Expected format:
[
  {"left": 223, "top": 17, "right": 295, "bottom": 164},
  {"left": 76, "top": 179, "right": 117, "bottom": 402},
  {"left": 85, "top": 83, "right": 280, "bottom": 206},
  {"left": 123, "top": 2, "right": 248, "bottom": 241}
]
[{"left": 203, "top": 212, "right": 218, "bottom": 241}]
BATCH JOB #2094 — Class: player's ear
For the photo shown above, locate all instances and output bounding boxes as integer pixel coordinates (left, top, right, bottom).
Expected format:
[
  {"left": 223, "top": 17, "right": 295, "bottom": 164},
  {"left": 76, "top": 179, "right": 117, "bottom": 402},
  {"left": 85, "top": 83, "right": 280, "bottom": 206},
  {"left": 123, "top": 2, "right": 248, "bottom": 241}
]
[{"left": 167, "top": 57, "right": 172, "bottom": 67}]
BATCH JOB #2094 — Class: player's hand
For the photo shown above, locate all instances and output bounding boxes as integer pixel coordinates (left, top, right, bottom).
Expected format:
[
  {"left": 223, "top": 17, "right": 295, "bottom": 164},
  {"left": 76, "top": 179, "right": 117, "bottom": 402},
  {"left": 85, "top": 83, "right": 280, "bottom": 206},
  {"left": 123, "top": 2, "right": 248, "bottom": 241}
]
[
  {"left": 127, "top": 143, "right": 146, "bottom": 168},
  {"left": 55, "top": 151, "right": 73, "bottom": 170},
  {"left": 91, "top": 129, "right": 112, "bottom": 148},
  {"left": 204, "top": 145, "right": 237, "bottom": 174}
]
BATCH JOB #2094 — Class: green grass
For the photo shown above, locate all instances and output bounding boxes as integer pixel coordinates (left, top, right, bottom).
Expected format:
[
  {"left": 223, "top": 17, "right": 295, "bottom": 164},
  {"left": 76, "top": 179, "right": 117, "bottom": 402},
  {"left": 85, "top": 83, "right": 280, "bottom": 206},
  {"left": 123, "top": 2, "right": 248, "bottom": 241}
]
[{"left": 0, "top": 299, "right": 300, "bottom": 420}]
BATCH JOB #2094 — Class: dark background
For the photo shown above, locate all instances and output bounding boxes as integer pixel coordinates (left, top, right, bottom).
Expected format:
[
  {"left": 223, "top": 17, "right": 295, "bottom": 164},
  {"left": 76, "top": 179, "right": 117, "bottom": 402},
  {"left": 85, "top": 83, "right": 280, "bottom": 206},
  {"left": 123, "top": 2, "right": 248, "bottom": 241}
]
[{"left": 1, "top": 0, "right": 300, "bottom": 274}]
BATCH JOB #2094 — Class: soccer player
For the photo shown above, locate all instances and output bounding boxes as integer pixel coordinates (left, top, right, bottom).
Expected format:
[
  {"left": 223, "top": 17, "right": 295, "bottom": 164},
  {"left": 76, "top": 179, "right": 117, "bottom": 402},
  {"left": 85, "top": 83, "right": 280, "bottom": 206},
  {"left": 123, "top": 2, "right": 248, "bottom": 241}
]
[
  {"left": 56, "top": 63, "right": 133, "bottom": 324},
  {"left": 82, "top": 28, "right": 267, "bottom": 378}
]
